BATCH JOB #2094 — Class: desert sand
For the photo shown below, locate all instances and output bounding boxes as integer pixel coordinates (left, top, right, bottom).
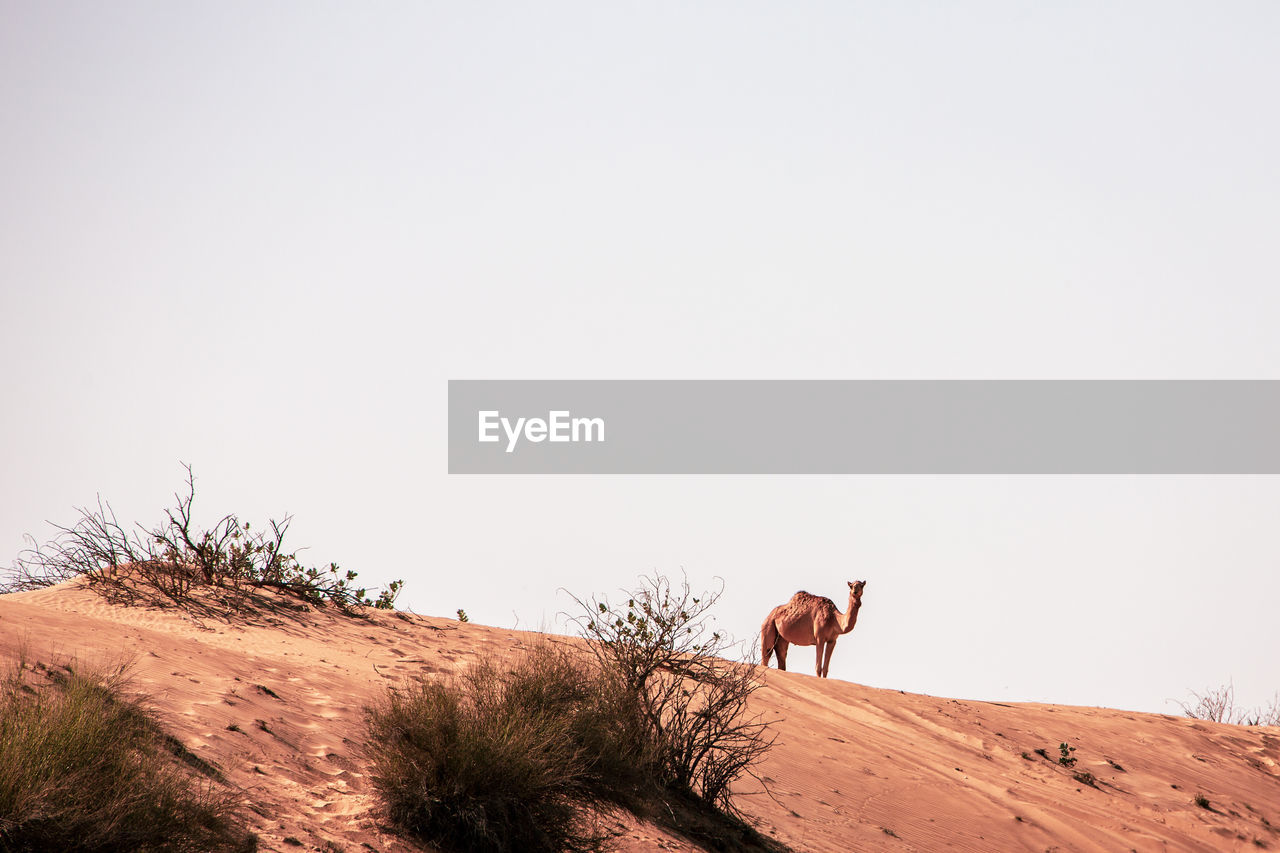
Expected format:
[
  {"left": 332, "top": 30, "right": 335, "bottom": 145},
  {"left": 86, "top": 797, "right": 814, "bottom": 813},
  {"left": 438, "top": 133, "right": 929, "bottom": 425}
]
[{"left": 1, "top": 580, "right": 1277, "bottom": 852}]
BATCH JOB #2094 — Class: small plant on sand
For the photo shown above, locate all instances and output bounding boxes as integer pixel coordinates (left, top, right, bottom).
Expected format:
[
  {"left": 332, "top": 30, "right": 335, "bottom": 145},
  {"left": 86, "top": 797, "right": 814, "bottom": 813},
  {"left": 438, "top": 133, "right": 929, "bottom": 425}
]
[
  {"left": 2, "top": 464, "right": 402, "bottom": 614},
  {"left": 456, "top": 608, "right": 470, "bottom": 623},
  {"left": 1073, "top": 771, "right": 1097, "bottom": 787},
  {"left": 1058, "top": 742, "right": 1077, "bottom": 767},
  {"left": 0, "top": 656, "right": 256, "bottom": 852},
  {"left": 1195, "top": 794, "right": 1212, "bottom": 810}
]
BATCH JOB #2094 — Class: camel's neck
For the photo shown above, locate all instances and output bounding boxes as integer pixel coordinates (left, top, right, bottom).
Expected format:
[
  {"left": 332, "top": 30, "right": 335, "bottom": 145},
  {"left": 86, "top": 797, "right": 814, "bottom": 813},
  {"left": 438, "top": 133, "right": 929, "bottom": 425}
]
[{"left": 839, "top": 594, "right": 862, "bottom": 634}]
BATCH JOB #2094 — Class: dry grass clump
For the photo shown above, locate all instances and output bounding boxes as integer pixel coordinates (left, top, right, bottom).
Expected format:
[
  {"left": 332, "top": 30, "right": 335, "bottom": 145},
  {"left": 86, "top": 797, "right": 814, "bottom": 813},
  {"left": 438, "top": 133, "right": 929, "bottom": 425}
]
[
  {"left": 0, "top": 657, "right": 255, "bottom": 852},
  {"left": 365, "top": 645, "right": 615, "bottom": 853}
]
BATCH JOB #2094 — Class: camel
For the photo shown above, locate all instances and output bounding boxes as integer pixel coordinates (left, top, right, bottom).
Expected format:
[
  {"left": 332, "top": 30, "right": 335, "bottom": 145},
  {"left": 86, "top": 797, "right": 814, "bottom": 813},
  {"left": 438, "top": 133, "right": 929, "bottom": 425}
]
[{"left": 761, "top": 580, "right": 865, "bottom": 678}]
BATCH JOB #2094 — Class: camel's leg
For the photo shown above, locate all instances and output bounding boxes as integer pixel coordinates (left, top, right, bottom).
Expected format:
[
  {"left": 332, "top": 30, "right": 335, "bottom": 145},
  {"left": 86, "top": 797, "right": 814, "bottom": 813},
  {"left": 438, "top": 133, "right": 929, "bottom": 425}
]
[
  {"left": 820, "top": 637, "right": 837, "bottom": 678},
  {"left": 815, "top": 641, "right": 826, "bottom": 677},
  {"left": 775, "top": 638, "right": 790, "bottom": 671},
  {"left": 761, "top": 621, "right": 778, "bottom": 667}
]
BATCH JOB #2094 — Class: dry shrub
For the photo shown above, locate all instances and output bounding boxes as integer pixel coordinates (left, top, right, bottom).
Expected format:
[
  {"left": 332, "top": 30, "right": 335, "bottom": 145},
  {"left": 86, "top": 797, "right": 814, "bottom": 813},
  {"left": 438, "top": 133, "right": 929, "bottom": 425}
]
[
  {"left": 2, "top": 464, "right": 402, "bottom": 614},
  {"left": 1179, "top": 683, "right": 1280, "bottom": 727},
  {"left": 570, "top": 573, "right": 775, "bottom": 812},
  {"left": 1180, "top": 683, "right": 1241, "bottom": 724}
]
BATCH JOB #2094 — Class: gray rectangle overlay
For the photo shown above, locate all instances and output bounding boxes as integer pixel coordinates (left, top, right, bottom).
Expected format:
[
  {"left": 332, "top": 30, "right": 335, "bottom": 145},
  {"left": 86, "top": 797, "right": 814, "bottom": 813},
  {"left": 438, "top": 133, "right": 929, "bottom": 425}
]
[{"left": 448, "top": 381, "right": 1280, "bottom": 474}]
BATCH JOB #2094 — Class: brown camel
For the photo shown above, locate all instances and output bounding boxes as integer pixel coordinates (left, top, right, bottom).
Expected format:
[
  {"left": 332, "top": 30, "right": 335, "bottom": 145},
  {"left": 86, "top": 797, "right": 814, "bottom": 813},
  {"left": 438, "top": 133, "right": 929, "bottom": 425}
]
[{"left": 761, "top": 580, "right": 865, "bottom": 678}]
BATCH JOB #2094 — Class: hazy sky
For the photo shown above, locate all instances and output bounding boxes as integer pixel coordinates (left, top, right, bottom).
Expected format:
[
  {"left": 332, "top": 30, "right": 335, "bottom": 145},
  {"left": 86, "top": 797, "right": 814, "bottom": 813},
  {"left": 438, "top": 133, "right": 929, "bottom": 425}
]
[{"left": 3, "top": 2, "right": 1278, "bottom": 715}]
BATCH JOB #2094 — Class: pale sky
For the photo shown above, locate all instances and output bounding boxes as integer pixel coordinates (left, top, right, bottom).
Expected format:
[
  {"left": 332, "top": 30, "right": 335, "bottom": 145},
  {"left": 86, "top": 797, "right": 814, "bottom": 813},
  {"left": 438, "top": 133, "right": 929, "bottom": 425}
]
[{"left": 2, "top": 2, "right": 1278, "bottom": 715}]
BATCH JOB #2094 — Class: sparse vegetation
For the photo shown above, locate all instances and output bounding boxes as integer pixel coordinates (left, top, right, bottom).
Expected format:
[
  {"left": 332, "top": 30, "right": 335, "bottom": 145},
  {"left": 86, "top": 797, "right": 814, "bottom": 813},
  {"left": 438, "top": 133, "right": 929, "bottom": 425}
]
[
  {"left": 1058, "top": 742, "right": 1077, "bottom": 768},
  {"left": 2, "top": 465, "right": 402, "bottom": 614},
  {"left": 457, "top": 609, "right": 470, "bottom": 623},
  {"left": 0, "top": 656, "right": 255, "bottom": 852},
  {"left": 366, "top": 574, "right": 785, "bottom": 853},
  {"left": 1179, "top": 683, "right": 1280, "bottom": 726},
  {"left": 1196, "top": 794, "right": 1212, "bottom": 810}
]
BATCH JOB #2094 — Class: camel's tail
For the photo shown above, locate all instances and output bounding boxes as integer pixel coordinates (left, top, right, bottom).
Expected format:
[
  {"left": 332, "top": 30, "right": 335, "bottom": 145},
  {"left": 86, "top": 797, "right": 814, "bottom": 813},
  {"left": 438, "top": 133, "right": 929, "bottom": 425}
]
[{"left": 761, "top": 617, "right": 778, "bottom": 667}]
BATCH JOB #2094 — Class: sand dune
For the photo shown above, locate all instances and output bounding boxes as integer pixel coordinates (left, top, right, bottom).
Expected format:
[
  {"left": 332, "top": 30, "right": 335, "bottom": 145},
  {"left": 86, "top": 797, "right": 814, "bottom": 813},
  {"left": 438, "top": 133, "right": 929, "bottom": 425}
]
[{"left": 1, "top": 581, "right": 1276, "bottom": 852}]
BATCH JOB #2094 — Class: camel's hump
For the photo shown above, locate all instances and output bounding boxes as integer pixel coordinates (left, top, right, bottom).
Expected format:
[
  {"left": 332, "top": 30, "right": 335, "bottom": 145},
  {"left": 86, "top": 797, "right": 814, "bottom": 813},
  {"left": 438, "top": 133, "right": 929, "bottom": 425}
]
[{"left": 787, "top": 590, "right": 835, "bottom": 607}]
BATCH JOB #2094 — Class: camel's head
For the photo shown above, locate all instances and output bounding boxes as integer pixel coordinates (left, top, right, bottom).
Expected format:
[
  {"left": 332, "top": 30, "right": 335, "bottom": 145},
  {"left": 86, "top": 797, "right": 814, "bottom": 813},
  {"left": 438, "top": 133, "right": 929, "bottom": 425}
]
[{"left": 848, "top": 580, "right": 866, "bottom": 598}]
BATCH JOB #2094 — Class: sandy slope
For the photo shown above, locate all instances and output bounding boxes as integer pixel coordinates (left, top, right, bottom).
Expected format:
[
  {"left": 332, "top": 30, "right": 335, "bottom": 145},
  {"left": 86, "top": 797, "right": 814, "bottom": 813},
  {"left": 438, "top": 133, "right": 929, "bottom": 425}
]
[{"left": 1, "top": 581, "right": 1276, "bottom": 852}]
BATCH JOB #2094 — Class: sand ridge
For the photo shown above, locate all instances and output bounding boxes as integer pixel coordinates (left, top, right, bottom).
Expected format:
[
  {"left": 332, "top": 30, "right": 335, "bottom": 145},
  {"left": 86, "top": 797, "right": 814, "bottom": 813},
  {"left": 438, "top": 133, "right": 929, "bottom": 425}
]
[{"left": 1, "top": 580, "right": 1277, "bottom": 852}]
